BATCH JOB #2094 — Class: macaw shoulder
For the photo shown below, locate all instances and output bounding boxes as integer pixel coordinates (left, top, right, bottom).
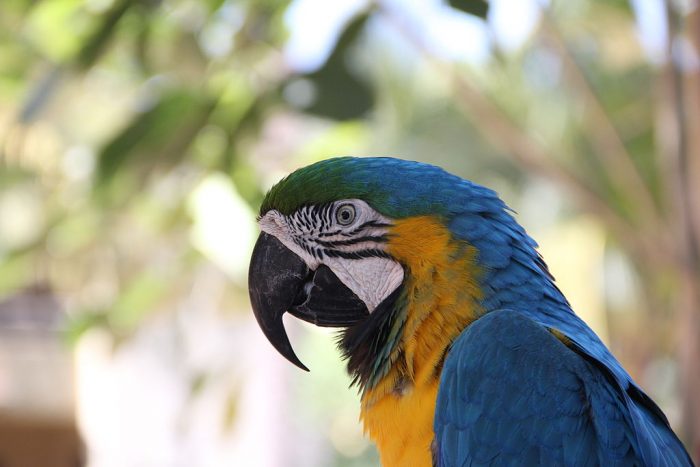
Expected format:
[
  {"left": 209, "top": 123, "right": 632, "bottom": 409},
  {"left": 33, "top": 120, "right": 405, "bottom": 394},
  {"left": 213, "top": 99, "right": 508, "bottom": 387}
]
[
  {"left": 433, "top": 309, "right": 691, "bottom": 467},
  {"left": 433, "top": 309, "right": 638, "bottom": 466}
]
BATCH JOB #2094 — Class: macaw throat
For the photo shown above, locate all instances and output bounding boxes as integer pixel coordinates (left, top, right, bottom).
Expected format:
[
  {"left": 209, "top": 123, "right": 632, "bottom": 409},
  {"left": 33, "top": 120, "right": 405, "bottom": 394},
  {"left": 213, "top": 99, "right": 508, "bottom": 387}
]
[
  {"left": 248, "top": 233, "right": 370, "bottom": 371},
  {"left": 338, "top": 283, "right": 406, "bottom": 388}
]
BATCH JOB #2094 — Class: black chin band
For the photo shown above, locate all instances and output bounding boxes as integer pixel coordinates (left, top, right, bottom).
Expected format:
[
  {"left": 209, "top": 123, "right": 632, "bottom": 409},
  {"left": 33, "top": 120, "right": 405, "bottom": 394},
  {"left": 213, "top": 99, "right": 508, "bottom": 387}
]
[{"left": 337, "top": 282, "right": 405, "bottom": 388}]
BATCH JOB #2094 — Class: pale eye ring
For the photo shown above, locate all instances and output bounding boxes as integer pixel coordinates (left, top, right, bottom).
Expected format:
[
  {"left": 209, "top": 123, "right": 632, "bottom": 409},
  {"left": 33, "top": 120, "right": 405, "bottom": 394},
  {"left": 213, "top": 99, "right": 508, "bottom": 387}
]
[{"left": 336, "top": 204, "right": 356, "bottom": 226}]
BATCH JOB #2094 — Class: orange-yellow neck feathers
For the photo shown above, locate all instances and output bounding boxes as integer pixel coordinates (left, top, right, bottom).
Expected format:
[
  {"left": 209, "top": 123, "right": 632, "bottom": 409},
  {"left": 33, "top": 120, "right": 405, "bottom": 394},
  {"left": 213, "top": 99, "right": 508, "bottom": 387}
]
[{"left": 360, "top": 216, "right": 483, "bottom": 467}]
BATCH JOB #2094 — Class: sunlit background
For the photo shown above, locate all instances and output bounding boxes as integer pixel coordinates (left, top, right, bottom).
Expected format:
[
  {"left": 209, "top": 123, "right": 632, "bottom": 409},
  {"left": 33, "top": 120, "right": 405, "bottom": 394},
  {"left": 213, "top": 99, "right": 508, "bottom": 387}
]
[{"left": 1, "top": 0, "right": 699, "bottom": 465}]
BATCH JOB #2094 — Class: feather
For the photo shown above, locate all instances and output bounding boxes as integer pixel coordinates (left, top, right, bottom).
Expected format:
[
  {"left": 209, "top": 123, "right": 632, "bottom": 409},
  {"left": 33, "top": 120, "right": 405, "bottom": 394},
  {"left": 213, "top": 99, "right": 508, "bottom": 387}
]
[{"left": 434, "top": 310, "right": 692, "bottom": 466}]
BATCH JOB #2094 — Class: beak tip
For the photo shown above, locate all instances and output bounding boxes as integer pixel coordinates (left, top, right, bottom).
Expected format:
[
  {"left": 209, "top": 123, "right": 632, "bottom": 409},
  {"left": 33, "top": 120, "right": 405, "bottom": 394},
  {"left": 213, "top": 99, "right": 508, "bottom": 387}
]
[
  {"left": 253, "top": 308, "right": 311, "bottom": 372},
  {"left": 267, "top": 336, "right": 310, "bottom": 371}
]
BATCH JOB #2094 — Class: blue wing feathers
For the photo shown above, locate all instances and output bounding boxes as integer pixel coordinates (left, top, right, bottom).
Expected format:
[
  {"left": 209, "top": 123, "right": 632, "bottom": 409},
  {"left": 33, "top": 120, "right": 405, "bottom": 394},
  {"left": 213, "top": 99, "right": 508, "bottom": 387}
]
[{"left": 434, "top": 310, "right": 692, "bottom": 467}]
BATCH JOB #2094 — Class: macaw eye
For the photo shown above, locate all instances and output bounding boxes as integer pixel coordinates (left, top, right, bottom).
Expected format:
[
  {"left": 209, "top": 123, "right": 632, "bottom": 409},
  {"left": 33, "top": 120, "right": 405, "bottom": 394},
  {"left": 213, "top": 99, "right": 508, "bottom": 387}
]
[{"left": 336, "top": 204, "right": 356, "bottom": 226}]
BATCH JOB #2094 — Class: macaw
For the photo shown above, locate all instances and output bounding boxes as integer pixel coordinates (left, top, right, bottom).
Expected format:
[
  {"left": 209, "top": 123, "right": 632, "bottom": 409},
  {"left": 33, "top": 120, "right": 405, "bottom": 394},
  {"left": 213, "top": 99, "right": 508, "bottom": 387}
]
[{"left": 248, "top": 157, "right": 692, "bottom": 466}]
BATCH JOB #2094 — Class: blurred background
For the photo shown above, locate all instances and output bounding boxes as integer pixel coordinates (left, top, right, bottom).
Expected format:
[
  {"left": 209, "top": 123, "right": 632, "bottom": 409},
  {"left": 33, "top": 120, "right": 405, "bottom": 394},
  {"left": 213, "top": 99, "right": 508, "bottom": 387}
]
[{"left": 0, "top": 0, "right": 699, "bottom": 465}]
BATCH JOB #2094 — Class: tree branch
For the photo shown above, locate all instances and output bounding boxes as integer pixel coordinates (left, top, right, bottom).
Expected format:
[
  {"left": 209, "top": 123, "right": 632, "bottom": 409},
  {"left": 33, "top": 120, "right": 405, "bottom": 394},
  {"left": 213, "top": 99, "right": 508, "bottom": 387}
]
[
  {"left": 539, "top": 14, "right": 662, "bottom": 230},
  {"left": 376, "top": 2, "right": 676, "bottom": 269},
  {"left": 663, "top": 1, "right": 700, "bottom": 276}
]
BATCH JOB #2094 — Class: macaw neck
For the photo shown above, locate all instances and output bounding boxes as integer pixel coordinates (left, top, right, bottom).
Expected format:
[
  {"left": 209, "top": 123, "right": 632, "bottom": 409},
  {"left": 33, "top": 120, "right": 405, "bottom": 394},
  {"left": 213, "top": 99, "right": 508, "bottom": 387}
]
[
  {"left": 354, "top": 216, "right": 485, "bottom": 467},
  {"left": 341, "top": 213, "right": 572, "bottom": 399},
  {"left": 351, "top": 216, "right": 484, "bottom": 400},
  {"left": 351, "top": 214, "right": 574, "bottom": 466}
]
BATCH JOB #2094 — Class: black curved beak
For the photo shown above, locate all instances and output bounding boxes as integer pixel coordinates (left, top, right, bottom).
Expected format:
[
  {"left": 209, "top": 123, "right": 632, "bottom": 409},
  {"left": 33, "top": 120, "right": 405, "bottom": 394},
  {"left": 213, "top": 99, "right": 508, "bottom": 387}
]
[{"left": 248, "top": 233, "right": 369, "bottom": 371}]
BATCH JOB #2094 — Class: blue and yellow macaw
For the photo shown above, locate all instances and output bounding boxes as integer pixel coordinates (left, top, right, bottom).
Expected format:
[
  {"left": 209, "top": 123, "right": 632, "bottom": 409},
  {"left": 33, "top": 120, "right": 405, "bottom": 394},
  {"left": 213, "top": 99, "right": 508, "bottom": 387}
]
[{"left": 248, "top": 157, "right": 692, "bottom": 466}]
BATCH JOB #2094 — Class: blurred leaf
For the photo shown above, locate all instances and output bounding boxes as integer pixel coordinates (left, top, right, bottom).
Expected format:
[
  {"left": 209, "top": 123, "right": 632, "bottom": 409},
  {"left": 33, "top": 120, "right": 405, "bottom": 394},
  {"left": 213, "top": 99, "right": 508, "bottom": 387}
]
[
  {"left": 75, "top": 0, "right": 134, "bottom": 70},
  {"left": 109, "top": 271, "right": 169, "bottom": 331},
  {"left": 236, "top": 0, "right": 292, "bottom": 47},
  {"left": 0, "top": 253, "right": 33, "bottom": 295},
  {"left": 192, "top": 124, "right": 228, "bottom": 169},
  {"left": 230, "top": 161, "right": 264, "bottom": 210},
  {"left": 0, "top": 41, "right": 34, "bottom": 97},
  {"left": 63, "top": 311, "right": 110, "bottom": 345},
  {"left": 133, "top": 5, "right": 154, "bottom": 74},
  {"left": 222, "top": 388, "right": 239, "bottom": 432},
  {"left": 209, "top": 73, "right": 261, "bottom": 172},
  {"left": 0, "top": 0, "right": 33, "bottom": 15},
  {"left": 299, "top": 121, "right": 369, "bottom": 164},
  {"left": 626, "top": 128, "right": 662, "bottom": 203},
  {"left": 207, "top": 0, "right": 227, "bottom": 11},
  {"left": 95, "top": 89, "right": 217, "bottom": 189},
  {"left": 47, "top": 210, "right": 100, "bottom": 257},
  {"left": 190, "top": 372, "right": 209, "bottom": 397},
  {"left": 298, "top": 14, "right": 373, "bottom": 120},
  {"left": 591, "top": 0, "right": 632, "bottom": 13},
  {"left": 0, "top": 166, "right": 35, "bottom": 186},
  {"left": 447, "top": 0, "right": 489, "bottom": 19},
  {"left": 24, "top": 0, "right": 87, "bottom": 61},
  {"left": 18, "top": 65, "right": 63, "bottom": 123}
]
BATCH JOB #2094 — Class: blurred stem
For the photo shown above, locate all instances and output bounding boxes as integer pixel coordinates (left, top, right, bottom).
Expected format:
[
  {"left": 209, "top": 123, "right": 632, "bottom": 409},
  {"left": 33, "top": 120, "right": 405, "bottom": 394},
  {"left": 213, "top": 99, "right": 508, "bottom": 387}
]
[
  {"left": 5, "top": 0, "right": 136, "bottom": 148},
  {"left": 665, "top": 4, "right": 691, "bottom": 264},
  {"left": 682, "top": 5, "right": 700, "bottom": 266},
  {"left": 376, "top": 1, "right": 674, "bottom": 270},
  {"left": 665, "top": 0, "right": 700, "bottom": 456},
  {"left": 539, "top": 14, "right": 663, "bottom": 231},
  {"left": 75, "top": 0, "right": 135, "bottom": 70},
  {"left": 448, "top": 72, "right": 670, "bottom": 267},
  {"left": 663, "top": 2, "right": 700, "bottom": 277},
  {"left": 135, "top": 5, "right": 153, "bottom": 75}
]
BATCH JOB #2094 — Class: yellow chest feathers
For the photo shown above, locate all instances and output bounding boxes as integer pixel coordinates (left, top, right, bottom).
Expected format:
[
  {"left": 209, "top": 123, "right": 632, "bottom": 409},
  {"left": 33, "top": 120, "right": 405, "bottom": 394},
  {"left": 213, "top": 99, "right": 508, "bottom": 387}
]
[
  {"left": 359, "top": 216, "right": 482, "bottom": 467},
  {"left": 362, "top": 378, "right": 439, "bottom": 466}
]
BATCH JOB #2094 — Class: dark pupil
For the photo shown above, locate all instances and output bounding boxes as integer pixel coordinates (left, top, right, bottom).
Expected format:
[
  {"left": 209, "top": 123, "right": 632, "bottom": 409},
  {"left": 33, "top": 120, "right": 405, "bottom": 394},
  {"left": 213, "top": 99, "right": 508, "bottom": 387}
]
[{"left": 340, "top": 210, "right": 350, "bottom": 220}]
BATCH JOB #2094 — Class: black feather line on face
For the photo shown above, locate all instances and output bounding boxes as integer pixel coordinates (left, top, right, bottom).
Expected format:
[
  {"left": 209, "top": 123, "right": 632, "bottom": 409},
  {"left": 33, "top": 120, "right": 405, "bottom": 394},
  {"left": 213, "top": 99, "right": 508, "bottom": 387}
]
[
  {"left": 338, "top": 282, "right": 405, "bottom": 389},
  {"left": 341, "top": 220, "right": 392, "bottom": 237},
  {"left": 318, "top": 229, "right": 343, "bottom": 238}
]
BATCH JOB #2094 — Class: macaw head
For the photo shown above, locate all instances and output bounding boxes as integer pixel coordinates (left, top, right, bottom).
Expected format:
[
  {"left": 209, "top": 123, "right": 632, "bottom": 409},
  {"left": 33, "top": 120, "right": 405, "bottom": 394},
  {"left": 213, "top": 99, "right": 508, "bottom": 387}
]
[{"left": 249, "top": 156, "right": 552, "bottom": 387}]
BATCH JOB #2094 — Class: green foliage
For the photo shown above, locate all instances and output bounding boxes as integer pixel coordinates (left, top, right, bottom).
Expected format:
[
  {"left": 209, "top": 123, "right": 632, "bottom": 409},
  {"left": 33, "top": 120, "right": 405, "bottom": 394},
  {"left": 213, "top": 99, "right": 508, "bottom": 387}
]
[
  {"left": 0, "top": 0, "right": 677, "bottom": 344},
  {"left": 96, "top": 89, "right": 216, "bottom": 189},
  {"left": 448, "top": 0, "right": 489, "bottom": 19},
  {"left": 75, "top": 0, "right": 135, "bottom": 70},
  {"left": 300, "top": 14, "right": 374, "bottom": 120},
  {"left": 63, "top": 311, "right": 110, "bottom": 345},
  {"left": 109, "top": 271, "right": 169, "bottom": 331}
]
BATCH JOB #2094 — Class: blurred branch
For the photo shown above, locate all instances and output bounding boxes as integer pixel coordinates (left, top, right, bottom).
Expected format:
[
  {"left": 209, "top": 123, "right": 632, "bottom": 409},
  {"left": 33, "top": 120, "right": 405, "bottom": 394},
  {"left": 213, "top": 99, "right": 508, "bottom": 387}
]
[
  {"left": 376, "top": 1, "right": 675, "bottom": 269},
  {"left": 8, "top": 0, "right": 136, "bottom": 131},
  {"left": 75, "top": 0, "right": 135, "bottom": 70},
  {"left": 17, "top": 66, "right": 64, "bottom": 124},
  {"left": 681, "top": 5, "right": 700, "bottom": 268},
  {"left": 663, "top": 1, "right": 700, "bottom": 455},
  {"left": 448, "top": 71, "right": 669, "bottom": 267},
  {"left": 539, "top": 14, "right": 663, "bottom": 229},
  {"left": 664, "top": 1, "right": 700, "bottom": 277}
]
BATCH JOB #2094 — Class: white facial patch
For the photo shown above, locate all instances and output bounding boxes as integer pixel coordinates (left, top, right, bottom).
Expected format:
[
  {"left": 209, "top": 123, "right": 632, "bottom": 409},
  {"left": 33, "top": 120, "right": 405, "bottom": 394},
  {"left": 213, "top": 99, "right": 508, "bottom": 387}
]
[
  {"left": 258, "top": 200, "right": 404, "bottom": 312},
  {"left": 326, "top": 255, "right": 404, "bottom": 311}
]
